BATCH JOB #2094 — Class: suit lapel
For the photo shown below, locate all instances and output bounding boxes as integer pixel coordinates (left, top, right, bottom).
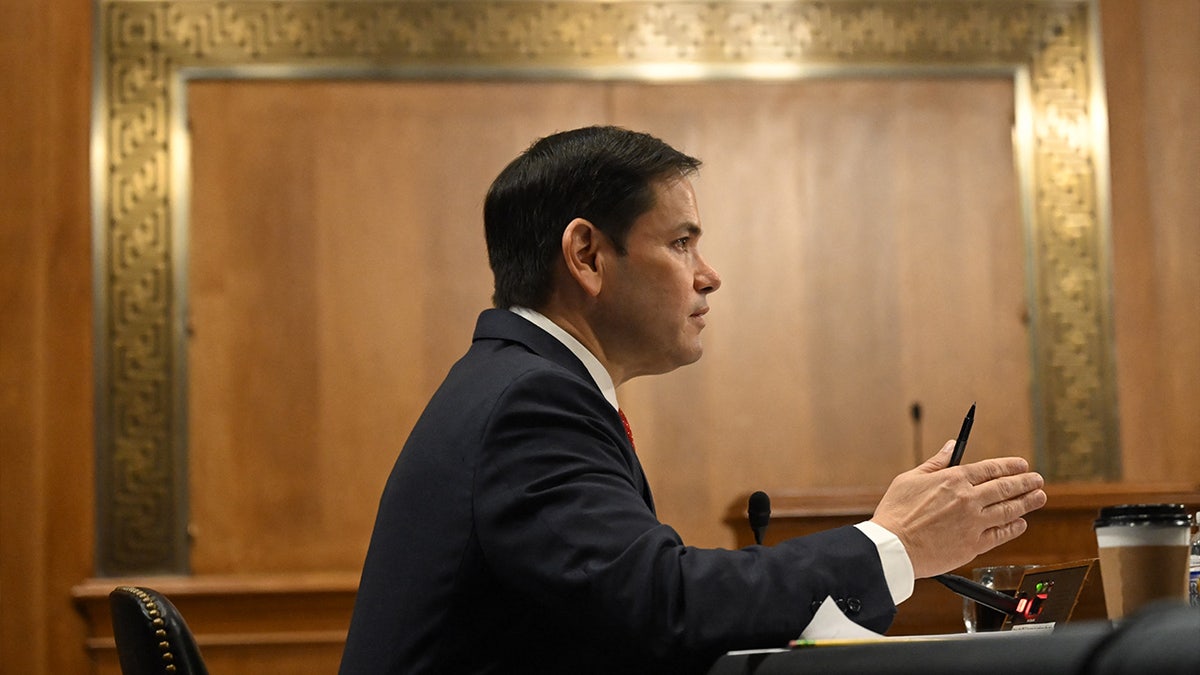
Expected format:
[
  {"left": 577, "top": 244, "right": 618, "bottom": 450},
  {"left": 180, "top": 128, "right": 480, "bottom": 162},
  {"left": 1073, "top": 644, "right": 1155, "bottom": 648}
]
[{"left": 472, "top": 309, "right": 655, "bottom": 513}]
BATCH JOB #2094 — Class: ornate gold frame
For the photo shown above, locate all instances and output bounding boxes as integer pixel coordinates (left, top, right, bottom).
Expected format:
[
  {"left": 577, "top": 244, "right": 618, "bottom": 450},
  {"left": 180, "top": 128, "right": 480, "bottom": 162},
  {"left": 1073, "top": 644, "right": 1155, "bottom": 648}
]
[{"left": 92, "top": 0, "right": 1116, "bottom": 574}]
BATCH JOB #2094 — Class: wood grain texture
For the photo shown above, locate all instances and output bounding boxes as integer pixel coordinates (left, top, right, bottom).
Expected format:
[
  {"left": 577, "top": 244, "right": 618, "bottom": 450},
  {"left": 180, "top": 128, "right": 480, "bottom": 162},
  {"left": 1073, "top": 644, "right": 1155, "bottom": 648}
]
[{"left": 185, "top": 78, "right": 1026, "bottom": 575}]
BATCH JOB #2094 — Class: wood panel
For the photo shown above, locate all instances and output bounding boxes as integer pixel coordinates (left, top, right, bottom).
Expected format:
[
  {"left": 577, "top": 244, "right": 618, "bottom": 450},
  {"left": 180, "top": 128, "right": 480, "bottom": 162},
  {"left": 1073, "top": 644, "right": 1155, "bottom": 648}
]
[
  {"left": 1139, "top": 2, "right": 1200, "bottom": 477},
  {"left": 724, "top": 483, "right": 1200, "bottom": 635},
  {"left": 187, "top": 80, "right": 610, "bottom": 573},
  {"left": 1105, "top": 0, "right": 1200, "bottom": 482},
  {"left": 0, "top": 1, "right": 93, "bottom": 675},
  {"left": 187, "top": 78, "right": 1026, "bottom": 573}
]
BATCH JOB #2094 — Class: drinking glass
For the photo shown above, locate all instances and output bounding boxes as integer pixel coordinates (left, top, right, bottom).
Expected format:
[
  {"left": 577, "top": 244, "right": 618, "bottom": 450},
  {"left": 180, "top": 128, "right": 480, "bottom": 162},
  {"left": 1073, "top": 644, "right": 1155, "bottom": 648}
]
[{"left": 962, "top": 564, "right": 1027, "bottom": 632}]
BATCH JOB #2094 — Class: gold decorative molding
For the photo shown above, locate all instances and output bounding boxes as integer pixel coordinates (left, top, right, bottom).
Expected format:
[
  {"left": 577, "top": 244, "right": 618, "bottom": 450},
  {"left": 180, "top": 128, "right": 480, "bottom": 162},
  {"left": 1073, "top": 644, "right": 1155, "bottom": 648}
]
[{"left": 92, "top": 0, "right": 1117, "bottom": 574}]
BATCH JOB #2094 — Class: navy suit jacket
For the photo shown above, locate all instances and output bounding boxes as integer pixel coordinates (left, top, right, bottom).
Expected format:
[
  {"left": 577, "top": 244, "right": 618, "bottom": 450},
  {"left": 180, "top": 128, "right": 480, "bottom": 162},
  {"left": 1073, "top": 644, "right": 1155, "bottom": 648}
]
[{"left": 340, "top": 309, "right": 896, "bottom": 674}]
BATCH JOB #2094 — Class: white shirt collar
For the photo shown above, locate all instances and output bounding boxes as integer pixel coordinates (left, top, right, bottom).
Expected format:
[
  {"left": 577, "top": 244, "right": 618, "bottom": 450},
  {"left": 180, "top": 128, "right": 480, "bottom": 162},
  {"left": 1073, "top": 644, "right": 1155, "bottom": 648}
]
[{"left": 508, "top": 307, "right": 619, "bottom": 411}]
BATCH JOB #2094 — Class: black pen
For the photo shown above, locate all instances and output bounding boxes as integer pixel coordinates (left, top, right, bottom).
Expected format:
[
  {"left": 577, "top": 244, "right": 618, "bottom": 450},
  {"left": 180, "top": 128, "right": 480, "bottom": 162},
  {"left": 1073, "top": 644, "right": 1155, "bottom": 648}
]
[
  {"left": 948, "top": 402, "right": 975, "bottom": 467},
  {"left": 933, "top": 572, "right": 1020, "bottom": 615}
]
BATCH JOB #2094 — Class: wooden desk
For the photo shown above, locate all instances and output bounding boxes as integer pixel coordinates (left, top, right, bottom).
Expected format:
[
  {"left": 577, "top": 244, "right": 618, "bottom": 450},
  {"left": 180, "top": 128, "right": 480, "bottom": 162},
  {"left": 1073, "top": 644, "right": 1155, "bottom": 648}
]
[{"left": 724, "top": 483, "right": 1200, "bottom": 635}]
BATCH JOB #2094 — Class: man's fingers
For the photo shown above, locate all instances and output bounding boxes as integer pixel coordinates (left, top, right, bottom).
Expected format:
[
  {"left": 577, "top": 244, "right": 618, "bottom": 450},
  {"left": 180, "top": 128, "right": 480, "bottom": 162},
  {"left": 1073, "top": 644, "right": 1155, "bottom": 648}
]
[
  {"left": 982, "top": 486, "right": 1047, "bottom": 523},
  {"left": 879, "top": 451, "right": 1047, "bottom": 577},
  {"left": 961, "top": 456, "right": 1032, "bottom": 485},
  {"left": 980, "top": 470, "right": 1045, "bottom": 501},
  {"left": 980, "top": 517, "right": 1030, "bottom": 551},
  {"left": 917, "top": 440, "right": 956, "bottom": 472}
]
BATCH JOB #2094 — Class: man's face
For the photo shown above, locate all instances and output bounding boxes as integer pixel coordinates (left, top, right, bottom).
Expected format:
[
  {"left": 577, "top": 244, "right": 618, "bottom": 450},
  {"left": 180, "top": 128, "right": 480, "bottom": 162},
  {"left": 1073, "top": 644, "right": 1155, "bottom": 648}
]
[{"left": 596, "top": 175, "right": 721, "bottom": 381}]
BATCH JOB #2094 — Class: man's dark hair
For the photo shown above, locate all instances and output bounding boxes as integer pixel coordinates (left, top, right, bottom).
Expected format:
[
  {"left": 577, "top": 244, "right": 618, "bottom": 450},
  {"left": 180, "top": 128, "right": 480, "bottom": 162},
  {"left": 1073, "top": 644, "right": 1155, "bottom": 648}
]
[{"left": 483, "top": 125, "right": 702, "bottom": 309}]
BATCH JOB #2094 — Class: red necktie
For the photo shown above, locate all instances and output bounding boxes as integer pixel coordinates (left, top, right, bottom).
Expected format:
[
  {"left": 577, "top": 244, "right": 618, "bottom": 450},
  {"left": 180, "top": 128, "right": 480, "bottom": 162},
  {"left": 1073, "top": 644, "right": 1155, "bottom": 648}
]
[{"left": 618, "top": 409, "right": 635, "bottom": 452}]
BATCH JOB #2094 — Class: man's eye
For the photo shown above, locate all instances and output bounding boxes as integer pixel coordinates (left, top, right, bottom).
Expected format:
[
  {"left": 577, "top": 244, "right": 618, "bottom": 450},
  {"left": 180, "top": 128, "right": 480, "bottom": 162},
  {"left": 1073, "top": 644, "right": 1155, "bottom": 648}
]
[{"left": 673, "top": 237, "right": 690, "bottom": 250}]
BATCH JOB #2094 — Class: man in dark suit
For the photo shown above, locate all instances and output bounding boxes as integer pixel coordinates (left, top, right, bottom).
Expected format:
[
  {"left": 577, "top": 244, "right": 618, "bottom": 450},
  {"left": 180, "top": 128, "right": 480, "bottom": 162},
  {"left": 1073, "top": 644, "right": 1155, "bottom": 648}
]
[{"left": 339, "top": 125, "right": 1047, "bottom": 674}]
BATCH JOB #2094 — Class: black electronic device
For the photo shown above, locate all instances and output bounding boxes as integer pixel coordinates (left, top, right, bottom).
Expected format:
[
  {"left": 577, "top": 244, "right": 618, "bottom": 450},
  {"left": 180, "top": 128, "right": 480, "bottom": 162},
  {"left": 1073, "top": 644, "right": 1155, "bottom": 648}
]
[{"left": 1003, "top": 559, "right": 1106, "bottom": 630}]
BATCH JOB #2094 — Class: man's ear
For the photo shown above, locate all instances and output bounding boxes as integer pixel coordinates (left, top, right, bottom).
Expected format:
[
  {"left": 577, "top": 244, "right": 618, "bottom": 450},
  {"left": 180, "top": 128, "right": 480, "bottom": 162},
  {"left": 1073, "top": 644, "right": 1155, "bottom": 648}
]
[{"left": 562, "top": 217, "right": 605, "bottom": 297}]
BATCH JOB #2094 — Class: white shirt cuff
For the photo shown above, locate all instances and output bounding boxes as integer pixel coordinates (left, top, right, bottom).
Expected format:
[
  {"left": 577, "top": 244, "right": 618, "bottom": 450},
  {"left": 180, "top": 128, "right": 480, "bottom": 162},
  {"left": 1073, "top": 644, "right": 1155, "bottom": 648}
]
[{"left": 854, "top": 520, "right": 915, "bottom": 604}]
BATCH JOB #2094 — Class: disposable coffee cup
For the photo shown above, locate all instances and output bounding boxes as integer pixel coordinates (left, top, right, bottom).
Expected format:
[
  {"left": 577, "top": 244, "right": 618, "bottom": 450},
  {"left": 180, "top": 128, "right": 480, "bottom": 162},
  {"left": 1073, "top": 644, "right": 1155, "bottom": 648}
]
[{"left": 1094, "top": 503, "right": 1192, "bottom": 621}]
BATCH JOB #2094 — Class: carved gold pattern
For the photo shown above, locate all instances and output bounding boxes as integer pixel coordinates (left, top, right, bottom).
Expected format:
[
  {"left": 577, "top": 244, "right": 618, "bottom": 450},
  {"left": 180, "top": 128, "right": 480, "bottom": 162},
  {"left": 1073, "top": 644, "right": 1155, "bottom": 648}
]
[{"left": 94, "top": 0, "right": 1117, "bottom": 573}]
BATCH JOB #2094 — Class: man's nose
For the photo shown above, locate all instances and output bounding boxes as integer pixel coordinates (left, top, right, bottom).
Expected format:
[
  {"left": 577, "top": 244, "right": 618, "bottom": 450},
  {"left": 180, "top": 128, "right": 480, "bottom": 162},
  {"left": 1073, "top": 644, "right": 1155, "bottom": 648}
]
[{"left": 696, "top": 256, "right": 721, "bottom": 293}]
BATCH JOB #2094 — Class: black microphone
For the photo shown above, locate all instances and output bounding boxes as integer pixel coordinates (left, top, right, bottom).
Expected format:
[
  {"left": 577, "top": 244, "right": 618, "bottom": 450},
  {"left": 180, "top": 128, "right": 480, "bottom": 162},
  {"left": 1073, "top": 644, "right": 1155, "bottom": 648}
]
[
  {"left": 747, "top": 491, "right": 771, "bottom": 545},
  {"left": 933, "top": 573, "right": 1021, "bottom": 615}
]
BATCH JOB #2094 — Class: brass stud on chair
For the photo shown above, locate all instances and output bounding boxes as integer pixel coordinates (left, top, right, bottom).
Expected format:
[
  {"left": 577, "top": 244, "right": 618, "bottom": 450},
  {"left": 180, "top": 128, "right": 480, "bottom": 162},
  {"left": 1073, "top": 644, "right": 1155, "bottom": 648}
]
[{"left": 118, "top": 586, "right": 181, "bottom": 675}]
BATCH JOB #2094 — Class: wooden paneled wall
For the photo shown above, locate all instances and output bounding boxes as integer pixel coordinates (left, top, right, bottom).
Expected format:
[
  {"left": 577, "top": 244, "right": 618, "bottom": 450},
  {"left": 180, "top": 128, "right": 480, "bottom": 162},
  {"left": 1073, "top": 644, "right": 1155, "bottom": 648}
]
[
  {"left": 1, "top": 2, "right": 1197, "bottom": 674},
  {"left": 0, "top": 0, "right": 94, "bottom": 674},
  {"left": 1105, "top": 0, "right": 1200, "bottom": 482},
  {"left": 184, "top": 77, "right": 1025, "bottom": 576},
  {"left": 185, "top": 81, "right": 607, "bottom": 574}
]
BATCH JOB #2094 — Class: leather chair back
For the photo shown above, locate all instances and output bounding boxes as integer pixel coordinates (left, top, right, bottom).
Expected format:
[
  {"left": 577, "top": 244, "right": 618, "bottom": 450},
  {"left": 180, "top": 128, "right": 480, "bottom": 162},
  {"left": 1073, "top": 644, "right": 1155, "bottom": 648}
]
[{"left": 109, "top": 586, "right": 209, "bottom": 675}]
